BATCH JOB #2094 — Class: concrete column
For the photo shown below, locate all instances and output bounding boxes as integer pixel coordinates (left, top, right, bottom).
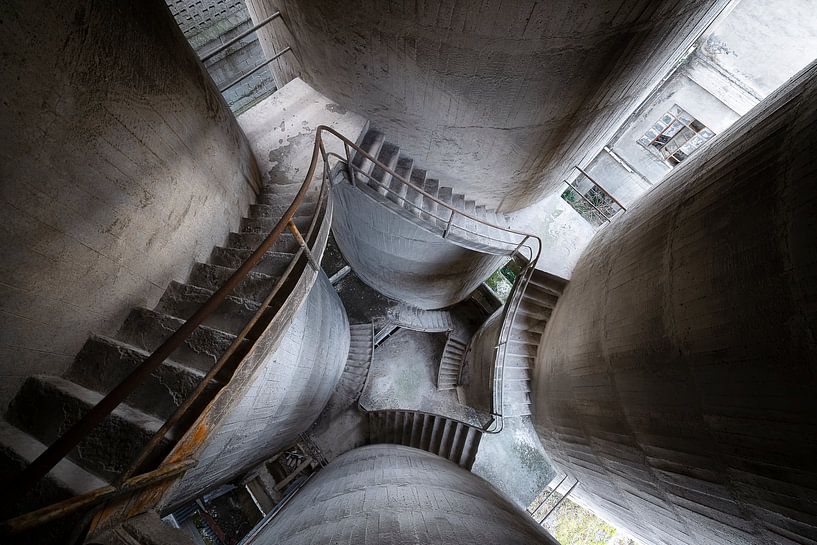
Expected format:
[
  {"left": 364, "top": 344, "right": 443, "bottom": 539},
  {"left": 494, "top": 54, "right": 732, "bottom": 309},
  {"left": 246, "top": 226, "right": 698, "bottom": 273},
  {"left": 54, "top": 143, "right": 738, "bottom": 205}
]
[
  {"left": 251, "top": 445, "right": 559, "bottom": 544},
  {"left": 532, "top": 60, "right": 817, "bottom": 545}
]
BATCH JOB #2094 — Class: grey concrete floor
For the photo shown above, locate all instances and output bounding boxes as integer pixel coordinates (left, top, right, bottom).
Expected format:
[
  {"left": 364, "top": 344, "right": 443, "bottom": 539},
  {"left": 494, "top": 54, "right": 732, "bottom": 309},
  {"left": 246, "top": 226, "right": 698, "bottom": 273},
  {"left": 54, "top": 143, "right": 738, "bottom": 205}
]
[{"left": 316, "top": 229, "right": 556, "bottom": 509}]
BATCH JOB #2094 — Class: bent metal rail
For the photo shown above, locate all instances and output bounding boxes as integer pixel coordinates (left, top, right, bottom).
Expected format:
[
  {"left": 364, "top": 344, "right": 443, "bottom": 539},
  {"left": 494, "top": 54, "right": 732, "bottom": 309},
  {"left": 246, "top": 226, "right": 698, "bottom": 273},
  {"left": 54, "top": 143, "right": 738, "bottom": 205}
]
[{"left": 1, "top": 126, "right": 541, "bottom": 536}]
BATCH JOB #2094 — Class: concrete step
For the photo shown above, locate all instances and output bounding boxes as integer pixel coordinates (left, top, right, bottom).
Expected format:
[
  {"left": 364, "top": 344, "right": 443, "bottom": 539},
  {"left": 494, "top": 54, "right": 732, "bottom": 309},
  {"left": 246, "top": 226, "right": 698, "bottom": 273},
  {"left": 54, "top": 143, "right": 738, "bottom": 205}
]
[
  {"left": 65, "top": 334, "right": 220, "bottom": 420},
  {"left": 189, "top": 263, "right": 280, "bottom": 304},
  {"left": 369, "top": 141, "right": 400, "bottom": 196},
  {"left": 226, "top": 231, "right": 299, "bottom": 253},
  {"left": 248, "top": 202, "right": 316, "bottom": 220},
  {"left": 503, "top": 367, "right": 532, "bottom": 381},
  {"left": 523, "top": 284, "right": 560, "bottom": 309},
  {"left": 155, "top": 281, "right": 261, "bottom": 336},
  {"left": 504, "top": 399, "right": 532, "bottom": 417},
  {"left": 256, "top": 187, "right": 319, "bottom": 207},
  {"left": 7, "top": 375, "right": 173, "bottom": 481},
  {"left": 459, "top": 426, "right": 482, "bottom": 469},
  {"left": 515, "top": 305, "right": 552, "bottom": 322},
  {"left": 239, "top": 215, "right": 311, "bottom": 235},
  {"left": 0, "top": 418, "right": 107, "bottom": 498},
  {"left": 0, "top": 420, "right": 108, "bottom": 541},
  {"left": 504, "top": 379, "right": 531, "bottom": 393},
  {"left": 405, "top": 168, "right": 426, "bottom": 217},
  {"left": 116, "top": 307, "right": 241, "bottom": 373},
  {"left": 506, "top": 339, "right": 538, "bottom": 358},
  {"left": 387, "top": 156, "right": 413, "bottom": 206},
  {"left": 527, "top": 271, "right": 567, "bottom": 297},
  {"left": 352, "top": 129, "right": 385, "bottom": 180},
  {"left": 421, "top": 178, "right": 440, "bottom": 223},
  {"left": 209, "top": 247, "right": 295, "bottom": 277}
]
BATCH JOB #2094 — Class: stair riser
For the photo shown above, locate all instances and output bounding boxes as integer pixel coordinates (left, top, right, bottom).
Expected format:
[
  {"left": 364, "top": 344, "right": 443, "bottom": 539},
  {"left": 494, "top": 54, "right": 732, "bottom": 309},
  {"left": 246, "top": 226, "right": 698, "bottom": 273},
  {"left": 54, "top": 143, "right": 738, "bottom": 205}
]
[
  {"left": 65, "top": 338, "right": 217, "bottom": 420},
  {"left": 240, "top": 216, "right": 312, "bottom": 235},
  {"left": 209, "top": 248, "right": 295, "bottom": 278},
  {"left": 226, "top": 233, "right": 300, "bottom": 253},
  {"left": 156, "top": 282, "right": 261, "bottom": 336},
  {"left": 7, "top": 378, "right": 170, "bottom": 482},
  {"left": 189, "top": 264, "right": 279, "bottom": 304},
  {"left": 117, "top": 309, "right": 239, "bottom": 373},
  {"left": 249, "top": 203, "right": 316, "bottom": 220}
]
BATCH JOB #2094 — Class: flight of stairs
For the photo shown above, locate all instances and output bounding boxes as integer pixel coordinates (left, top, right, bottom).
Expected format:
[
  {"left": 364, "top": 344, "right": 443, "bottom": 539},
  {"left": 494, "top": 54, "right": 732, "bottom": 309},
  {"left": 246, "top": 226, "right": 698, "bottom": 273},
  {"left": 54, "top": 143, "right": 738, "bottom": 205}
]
[
  {"left": 501, "top": 270, "right": 567, "bottom": 417},
  {"left": 332, "top": 323, "right": 374, "bottom": 402},
  {"left": 348, "top": 129, "right": 518, "bottom": 255},
  {"left": 437, "top": 335, "right": 467, "bottom": 391},
  {"left": 367, "top": 410, "right": 482, "bottom": 470},
  {"left": 0, "top": 181, "right": 325, "bottom": 538}
]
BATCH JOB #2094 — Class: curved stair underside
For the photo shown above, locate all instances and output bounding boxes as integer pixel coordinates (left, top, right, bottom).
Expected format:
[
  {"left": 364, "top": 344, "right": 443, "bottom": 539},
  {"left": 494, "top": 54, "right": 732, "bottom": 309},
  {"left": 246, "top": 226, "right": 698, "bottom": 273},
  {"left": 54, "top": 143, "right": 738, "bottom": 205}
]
[
  {"left": 330, "top": 128, "right": 524, "bottom": 310},
  {"left": 367, "top": 410, "right": 482, "bottom": 470},
  {"left": 1, "top": 180, "right": 341, "bottom": 541}
]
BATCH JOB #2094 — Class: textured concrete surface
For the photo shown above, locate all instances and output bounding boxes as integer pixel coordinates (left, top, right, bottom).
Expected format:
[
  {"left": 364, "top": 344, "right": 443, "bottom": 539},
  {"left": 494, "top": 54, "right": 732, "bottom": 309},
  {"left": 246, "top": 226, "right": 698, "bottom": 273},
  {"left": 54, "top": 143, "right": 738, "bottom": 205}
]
[
  {"left": 250, "top": 0, "right": 729, "bottom": 211},
  {"left": 361, "top": 329, "right": 481, "bottom": 425},
  {"left": 332, "top": 178, "right": 508, "bottom": 309},
  {"left": 237, "top": 77, "right": 367, "bottom": 189},
  {"left": 0, "top": 0, "right": 260, "bottom": 410},
  {"left": 165, "top": 273, "right": 349, "bottom": 507},
  {"left": 473, "top": 417, "right": 557, "bottom": 509},
  {"left": 533, "top": 61, "right": 817, "bottom": 545},
  {"left": 250, "top": 445, "right": 559, "bottom": 545}
]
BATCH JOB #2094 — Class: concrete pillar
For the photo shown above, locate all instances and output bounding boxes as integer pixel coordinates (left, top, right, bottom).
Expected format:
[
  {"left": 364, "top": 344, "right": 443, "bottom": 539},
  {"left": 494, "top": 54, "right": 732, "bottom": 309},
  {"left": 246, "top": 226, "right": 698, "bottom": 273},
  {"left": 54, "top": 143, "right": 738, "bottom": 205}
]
[
  {"left": 251, "top": 445, "right": 559, "bottom": 544},
  {"left": 532, "top": 60, "right": 817, "bottom": 545}
]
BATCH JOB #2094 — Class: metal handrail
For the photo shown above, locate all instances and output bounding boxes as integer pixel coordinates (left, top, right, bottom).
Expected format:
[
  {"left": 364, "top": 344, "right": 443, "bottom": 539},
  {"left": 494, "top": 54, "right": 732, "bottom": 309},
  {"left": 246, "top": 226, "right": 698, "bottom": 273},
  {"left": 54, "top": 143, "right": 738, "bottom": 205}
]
[
  {"left": 0, "top": 459, "right": 196, "bottom": 536},
  {"left": 4, "top": 125, "right": 543, "bottom": 533}
]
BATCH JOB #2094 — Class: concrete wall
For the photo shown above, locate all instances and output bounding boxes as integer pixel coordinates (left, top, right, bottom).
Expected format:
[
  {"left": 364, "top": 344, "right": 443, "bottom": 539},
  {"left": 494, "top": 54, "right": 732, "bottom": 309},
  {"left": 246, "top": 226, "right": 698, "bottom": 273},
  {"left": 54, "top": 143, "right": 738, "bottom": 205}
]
[
  {"left": 0, "top": 0, "right": 259, "bottom": 410},
  {"left": 165, "top": 0, "right": 278, "bottom": 114},
  {"left": 331, "top": 177, "right": 508, "bottom": 310},
  {"left": 248, "top": 0, "right": 729, "bottom": 211},
  {"left": 532, "top": 60, "right": 817, "bottom": 545},
  {"left": 699, "top": 0, "right": 817, "bottom": 100},
  {"left": 252, "top": 445, "right": 559, "bottom": 544},
  {"left": 461, "top": 310, "right": 502, "bottom": 414},
  {"left": 164, "top": 272, "right": 349, "bottom": 506}
]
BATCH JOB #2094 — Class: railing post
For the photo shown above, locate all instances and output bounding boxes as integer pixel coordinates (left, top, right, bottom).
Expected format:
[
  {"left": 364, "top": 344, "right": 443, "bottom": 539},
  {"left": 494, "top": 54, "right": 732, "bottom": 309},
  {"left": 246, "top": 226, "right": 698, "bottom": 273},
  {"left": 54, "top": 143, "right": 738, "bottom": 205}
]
[
  {"left": 343, "top": 142, "right": 355, "bottom": 185},
  {"left": 442, "top": 209, "right": 455, "bottom": 238},
  {"left": 287, "top": 221, "right": 320, "bottom": 271}
]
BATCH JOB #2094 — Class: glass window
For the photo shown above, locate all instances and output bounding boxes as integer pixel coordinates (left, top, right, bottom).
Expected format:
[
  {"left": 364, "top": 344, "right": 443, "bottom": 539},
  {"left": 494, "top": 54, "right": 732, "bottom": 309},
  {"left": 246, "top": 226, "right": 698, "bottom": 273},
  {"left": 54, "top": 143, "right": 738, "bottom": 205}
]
[{"left": 638, "top": 105, "right": 715, "bottom": 167}]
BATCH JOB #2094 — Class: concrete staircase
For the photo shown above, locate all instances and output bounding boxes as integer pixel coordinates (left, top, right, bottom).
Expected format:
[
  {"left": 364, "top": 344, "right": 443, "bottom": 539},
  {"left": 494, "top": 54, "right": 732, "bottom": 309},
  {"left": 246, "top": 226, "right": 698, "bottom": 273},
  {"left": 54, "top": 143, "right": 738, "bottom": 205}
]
[
  {"left": 333, "top": 323, "right": 374, "bottom": 402},
  {"left": 437, "top": 335, "right": 467, "bottom": 391},
  {"left": 501, "top": 270, "right": 567, "bottom": 417},
  {"left": 349, "top": 128, "right": 517, "bottom": 255},
  {"left": 367, "top": 410, "right": 482, "bottom": 470},
  {"left": 0, "top": 182, "right": 325, "bottom": 537}
]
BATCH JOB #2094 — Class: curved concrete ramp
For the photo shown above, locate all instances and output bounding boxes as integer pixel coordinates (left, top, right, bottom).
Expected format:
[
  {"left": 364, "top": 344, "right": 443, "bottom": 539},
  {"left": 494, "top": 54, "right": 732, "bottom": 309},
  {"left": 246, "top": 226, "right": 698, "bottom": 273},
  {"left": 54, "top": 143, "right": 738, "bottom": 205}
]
[{"left": 331, "top": 173, "right": 509, "bottom": 309}]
